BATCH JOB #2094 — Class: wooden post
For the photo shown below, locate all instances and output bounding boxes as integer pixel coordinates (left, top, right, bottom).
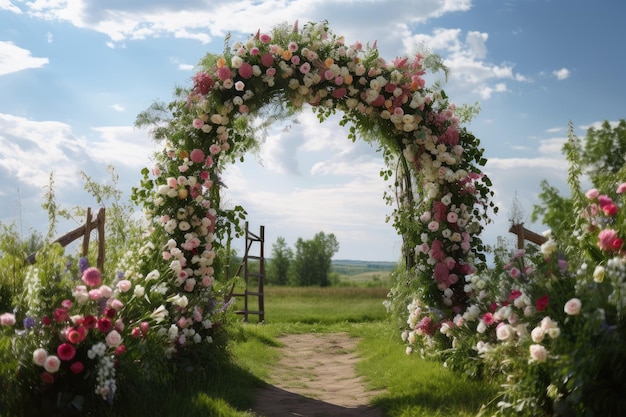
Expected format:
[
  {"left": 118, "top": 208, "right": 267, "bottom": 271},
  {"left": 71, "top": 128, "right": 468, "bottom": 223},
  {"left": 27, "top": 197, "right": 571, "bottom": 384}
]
[
  {"left": 97, "top": 208, "right": 105, "bottom": 271},
  {"left": 508, "top": 224, "right": 548, "bottom": 249}
]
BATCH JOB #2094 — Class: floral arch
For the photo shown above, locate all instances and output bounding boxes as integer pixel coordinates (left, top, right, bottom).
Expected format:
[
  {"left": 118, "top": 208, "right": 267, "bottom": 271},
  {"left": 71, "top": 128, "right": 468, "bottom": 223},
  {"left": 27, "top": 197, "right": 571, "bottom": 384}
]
[{"left": 133, "top": 20, "right": 495, "bottom": 353}]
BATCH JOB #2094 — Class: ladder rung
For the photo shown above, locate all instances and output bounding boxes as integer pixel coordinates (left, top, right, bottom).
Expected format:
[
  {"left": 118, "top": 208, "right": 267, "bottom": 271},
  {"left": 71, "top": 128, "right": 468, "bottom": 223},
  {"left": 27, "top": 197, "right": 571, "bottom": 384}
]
[{"left": 247, "top": 291, "right": 263, "bottom": 296}]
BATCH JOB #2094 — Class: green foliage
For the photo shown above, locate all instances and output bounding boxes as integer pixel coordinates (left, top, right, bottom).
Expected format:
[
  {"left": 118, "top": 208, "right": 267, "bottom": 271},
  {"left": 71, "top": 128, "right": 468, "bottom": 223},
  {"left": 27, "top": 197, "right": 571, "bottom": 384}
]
[
  {"left": 266, "top": 236, "right": 293, "bottom": 285},
  {"left": 290, "top": 232, "right": 339, "bottom": 286}
]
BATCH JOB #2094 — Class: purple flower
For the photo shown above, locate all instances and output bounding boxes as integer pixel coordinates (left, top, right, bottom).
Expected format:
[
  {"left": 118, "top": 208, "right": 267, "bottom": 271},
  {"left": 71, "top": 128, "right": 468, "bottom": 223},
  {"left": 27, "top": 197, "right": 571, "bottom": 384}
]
[
  {"left": 78, "top": 257, "right": 89, "bottom": 273},
  {"left": 23, "top": 316, "right": 36, "bottom": 329}
]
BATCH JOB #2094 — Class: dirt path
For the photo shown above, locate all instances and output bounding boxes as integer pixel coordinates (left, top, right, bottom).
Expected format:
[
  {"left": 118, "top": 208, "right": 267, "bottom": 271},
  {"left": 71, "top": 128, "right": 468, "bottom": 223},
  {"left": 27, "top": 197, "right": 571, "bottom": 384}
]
[{"left": 250, "top": 333, "right": 384, "bottom": 417}]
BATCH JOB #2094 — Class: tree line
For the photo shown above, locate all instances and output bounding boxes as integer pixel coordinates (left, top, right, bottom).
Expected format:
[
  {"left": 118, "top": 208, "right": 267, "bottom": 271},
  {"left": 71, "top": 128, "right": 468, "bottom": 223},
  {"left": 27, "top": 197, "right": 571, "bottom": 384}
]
[{"left": 265, "top": 231, "right": 339, "bottom": 287}]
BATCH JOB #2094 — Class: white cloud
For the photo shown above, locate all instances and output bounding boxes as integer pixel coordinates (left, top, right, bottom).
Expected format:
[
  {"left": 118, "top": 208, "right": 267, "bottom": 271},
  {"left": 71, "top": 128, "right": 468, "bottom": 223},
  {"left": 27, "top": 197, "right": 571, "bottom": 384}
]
[
  {"left": 0, "top": 41, "right": 49, "bottom": 76},
  {"left": 111, "top": 104, "right": 125, "bottom": 112},
  {"left": 0, "top": 0, "right": 22, "bottom": 13},
  {"left": 86, "top": 126, "right": 159, "bottom": 169},
  {"left": 553, "top": 67, "right": 570, "bottom": 80}
]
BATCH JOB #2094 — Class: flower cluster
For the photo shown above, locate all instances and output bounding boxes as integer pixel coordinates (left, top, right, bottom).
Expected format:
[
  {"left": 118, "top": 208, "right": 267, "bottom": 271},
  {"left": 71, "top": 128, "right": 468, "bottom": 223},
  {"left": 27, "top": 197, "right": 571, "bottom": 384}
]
[
  {"left": 402, "top": 181, "right": 626, "bottom": 416},
  {"left": 0, "top": 258, "right": 136, "bottom": 405}
]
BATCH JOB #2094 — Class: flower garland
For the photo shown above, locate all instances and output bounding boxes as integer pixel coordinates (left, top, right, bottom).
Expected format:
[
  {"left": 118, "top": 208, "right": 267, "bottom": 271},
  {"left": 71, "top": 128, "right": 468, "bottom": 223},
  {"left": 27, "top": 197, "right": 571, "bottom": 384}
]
[{"left": 133, "top": 20, "right": 494, "bottom": 352}]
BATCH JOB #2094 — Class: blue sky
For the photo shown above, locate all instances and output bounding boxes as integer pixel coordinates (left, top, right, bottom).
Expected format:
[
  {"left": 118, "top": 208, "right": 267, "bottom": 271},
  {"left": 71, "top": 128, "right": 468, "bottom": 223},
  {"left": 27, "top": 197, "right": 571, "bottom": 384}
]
[{"left": 1, "top": 0, "right": 625, "bottom": 262}]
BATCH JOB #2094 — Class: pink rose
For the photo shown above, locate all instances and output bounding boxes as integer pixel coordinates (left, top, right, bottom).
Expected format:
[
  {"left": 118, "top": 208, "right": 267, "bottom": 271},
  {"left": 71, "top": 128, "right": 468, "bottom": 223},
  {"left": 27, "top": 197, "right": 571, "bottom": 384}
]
[
  {"left": 99, "top": 285, "right": 113, "bottom": 298},
  {"left": 0, "top": 312, "right": 15, "bottom": 326},
  {"left": 564, "top": 298, "right": 582, "bottom": 315},
  {"left": 617, "top": 183, "right": 626, "bottom": 194},
  {"left": 216, "top": 66, "right": 231, "bottom": 81},
  {"left": 192, "top": 118, "right": 204, "bottom": 129},
  {"left": 259, "top": 33, "right": 271, "bottom": 43},
  {"left": 33, "top": 348, "right": 47, "bottom": 366},
  {"left": 585, "top": 188, "right": 599, "bottom": 199},
  {"left": 43, "top": 355, "right": 61, "bottom": 373},
  {"left": 105, "top": 330, "right": 123, "bottom": 348},
  {"left": 117, "top": 280, "right": 132, "bottom": 293}
]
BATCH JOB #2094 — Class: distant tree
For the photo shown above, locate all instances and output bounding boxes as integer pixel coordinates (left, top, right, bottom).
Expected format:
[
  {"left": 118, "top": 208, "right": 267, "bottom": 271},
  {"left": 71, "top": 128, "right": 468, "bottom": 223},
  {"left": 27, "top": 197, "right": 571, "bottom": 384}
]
[
  {"left": 291, "top": 232, "right": 339, "bottom": 287},
  {"left": 267, "top": 237, "right": 293, "bottom": 285},
  {"left": 581, "top": 119, "right": 626, "bottom": 182}
]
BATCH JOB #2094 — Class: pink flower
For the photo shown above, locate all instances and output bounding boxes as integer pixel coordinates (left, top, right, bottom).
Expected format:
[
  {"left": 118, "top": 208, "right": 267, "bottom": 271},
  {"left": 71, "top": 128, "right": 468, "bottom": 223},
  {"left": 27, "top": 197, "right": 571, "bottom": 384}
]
[
  {"left": 331, "top": 87, "right": 347, "bottom": 99},
  {"left": 109, "top": 298, "right": 124, "bottom": 311},
  {"left": 105, "top": 330, "right": 123, "bottom": 347},
  {"left": 508, "top": 289, "right": 522, "bottom": 302},
  {"left": 291, "top": 55, "right": 300, "bottom": 65},
  {"left": 602, "top": 203, "right": 618, "bottom": 216},
  {"left": 617, "top": 183, "right": 626, "bottom": 193},
  {"left": 216, "top": 66, "right": 231, "bottom": 81},
  {"left": 564, "top": 298, "right": 582, "bottom": 315},
  {"left": 70, "top": 362, "right": 84, "bottom": 374},
  {"left": 97, "top": 318, "right": 112, "bottom": 333},
  {"left": 266, "top": 67, "right": 276, "bottom": 77},
  {"left": 238, "top": 62, "right": 253, "bottom": 79},
  {"left": 192, "top": 72, "right": 214, "bottom": 95},
  {"left": 288, "top": 41, "right": 298, "bottom": 52},
  {"left": 209, "top": 144, "right": 221, "bottom": 155},
  {"left": 190, "top": 149, "right": 205, "bottom": 163},
  {"left": 598, "top": 228, "right": 623, "bottom": 251},
  {"left": 82, "top": 267, "right": 102, "bottom": 287},
  {"left": 509, "top": 267, "right": 521, "bottom": 278},
  {"left": 585, "top": 188, "right": 599, "bottom": 199},
  {"left": 427, "top": 221, "right": 439, "bottom": 232},
  {"left": 250, "top": 47, "right": 260, "bottom": 56},
  {"left": 482, "top": 312, "right": 495, "bottom": 325},
  {"left": 261, "top": 53, "right": 274, "bottom": 67},
  {"left": 33, "top": 348, "right": 47, "bottom": 366},
  {"left": 446, "top": 212, "right": 458, "bottom": 223},
  {"left": 88, "top": 289, "right": 102, "bottom": 300},
  {"left": 235, "top": 80, "right": 245, "bottom": 91},
  {"left": 57, "top": 343, "right": 76, "bottom": 361},
  {"left": 117, "top": 279, "right": 132, "bottom": 293},
  {"left": 192, "top": 118, "right": 204, "bottom": 129},
  {"left": 259, "top": 33, "right": 271, "bottom": 43},
  {"left": 0, "top": 312, "right": 15, "bottom": 326},
  {"left": 53, "top": 308, "right": 68, "bottom": 323},
  {"left": 43, "top": 355, "right": 61, "bottom": 373}
]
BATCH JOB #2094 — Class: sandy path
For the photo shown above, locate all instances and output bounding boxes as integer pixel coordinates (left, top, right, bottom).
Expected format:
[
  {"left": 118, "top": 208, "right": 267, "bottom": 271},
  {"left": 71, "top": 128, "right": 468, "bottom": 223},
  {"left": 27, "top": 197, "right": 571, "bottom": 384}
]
[{"left": 250, "top": 333, "right": 384, "bottom": 417}]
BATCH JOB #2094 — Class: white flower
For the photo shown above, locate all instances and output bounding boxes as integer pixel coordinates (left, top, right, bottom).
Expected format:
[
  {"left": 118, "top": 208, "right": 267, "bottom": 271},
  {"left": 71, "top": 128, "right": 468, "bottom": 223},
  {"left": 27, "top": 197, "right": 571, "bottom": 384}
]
[
  {"left": 540, "top": 238, "right": 558, "bottom": 257},
  {"left": 564, "top": 298, "right": 582, "bottom": 315},
  {"left": 531, "top": 327, "right": 545, "bottom": 343},
  {"left": 150, "top": 305, "right": 169, "bottom": 323},
  {"left": 496, "top": 324, "right": 515, "bottom": 342},
  {"left": 105, "top": 330, "right": 123, "bottom": 347},
  {"left": 529, "top": 344, "right": 548, "bottom": 362}
]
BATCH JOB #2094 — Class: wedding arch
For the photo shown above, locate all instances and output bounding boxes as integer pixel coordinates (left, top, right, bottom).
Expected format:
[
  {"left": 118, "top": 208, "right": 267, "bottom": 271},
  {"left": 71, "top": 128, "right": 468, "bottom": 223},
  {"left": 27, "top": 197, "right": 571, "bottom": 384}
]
[{"left": 134, "top": 20, "right": 495, "bottom": 349}]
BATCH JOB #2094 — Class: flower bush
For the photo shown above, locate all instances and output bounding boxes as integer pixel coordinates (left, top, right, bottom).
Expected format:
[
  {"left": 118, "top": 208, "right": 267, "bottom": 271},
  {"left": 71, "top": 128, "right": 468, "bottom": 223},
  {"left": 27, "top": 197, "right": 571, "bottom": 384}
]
[{"left": 402, "top": 143, "right": 626, "bottom": 416}]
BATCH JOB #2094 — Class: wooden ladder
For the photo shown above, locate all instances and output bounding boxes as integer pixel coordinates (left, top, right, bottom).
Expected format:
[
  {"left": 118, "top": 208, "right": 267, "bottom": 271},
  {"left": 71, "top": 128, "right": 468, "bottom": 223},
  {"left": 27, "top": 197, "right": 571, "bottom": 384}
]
[{"left": 231, "top": 222, "right": 265, "bottom": 322}]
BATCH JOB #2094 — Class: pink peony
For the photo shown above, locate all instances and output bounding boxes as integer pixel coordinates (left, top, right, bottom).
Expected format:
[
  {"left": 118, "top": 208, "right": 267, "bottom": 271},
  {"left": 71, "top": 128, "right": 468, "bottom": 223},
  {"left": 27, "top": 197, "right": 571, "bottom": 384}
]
[
  {"left": 238, "top": 62, "right": 253, "bottom": 79},
  {"left": 216, "top": 66, "right": 231, "bottom": 81},
  {"left": 82, "top": 267, "right": 102, "bottom": 287},
  {"left": 53, "top": 308, "right": 68, "bottom": 323},
  {"left": 259, "top": 33, "right": 271, "bottom": 43},
  {"left": 617, "top": 183, "right": 626, "bottom": 193},
  {"left": 57, "top": 343, "right": 76, "bottom": 361},
  {"left": 190, "top": 148, "right": 205, "bottom": 163},
  {"left": 261, "top": 53, "right": 274, "bottom": 67},
  {"left": 192, "top": 118, "right": 204, "bottom": 129}
]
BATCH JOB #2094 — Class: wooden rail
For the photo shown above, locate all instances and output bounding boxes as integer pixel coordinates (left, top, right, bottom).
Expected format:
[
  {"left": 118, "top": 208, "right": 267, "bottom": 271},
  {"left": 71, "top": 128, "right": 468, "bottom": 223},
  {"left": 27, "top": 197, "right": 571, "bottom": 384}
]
[{"left": 26, "top": 207, "right": 106, "bottom": 270}]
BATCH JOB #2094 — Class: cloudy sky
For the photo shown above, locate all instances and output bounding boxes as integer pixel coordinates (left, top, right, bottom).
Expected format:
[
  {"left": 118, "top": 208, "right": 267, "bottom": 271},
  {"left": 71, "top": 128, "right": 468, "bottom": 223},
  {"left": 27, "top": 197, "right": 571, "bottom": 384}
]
[{"left": 1, "top": 0, "right": 625, "bottom": 262}]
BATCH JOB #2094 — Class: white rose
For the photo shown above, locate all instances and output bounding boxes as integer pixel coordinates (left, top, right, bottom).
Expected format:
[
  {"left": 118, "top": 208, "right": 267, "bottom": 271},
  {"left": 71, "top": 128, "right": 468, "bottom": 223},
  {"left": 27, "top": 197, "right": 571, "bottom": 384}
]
[
  {"left": 529, "top": 344, "right": 548, "bottom": 362},
  {"left": 564, "top": 298, "right": 582, "bottom": 315}
]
